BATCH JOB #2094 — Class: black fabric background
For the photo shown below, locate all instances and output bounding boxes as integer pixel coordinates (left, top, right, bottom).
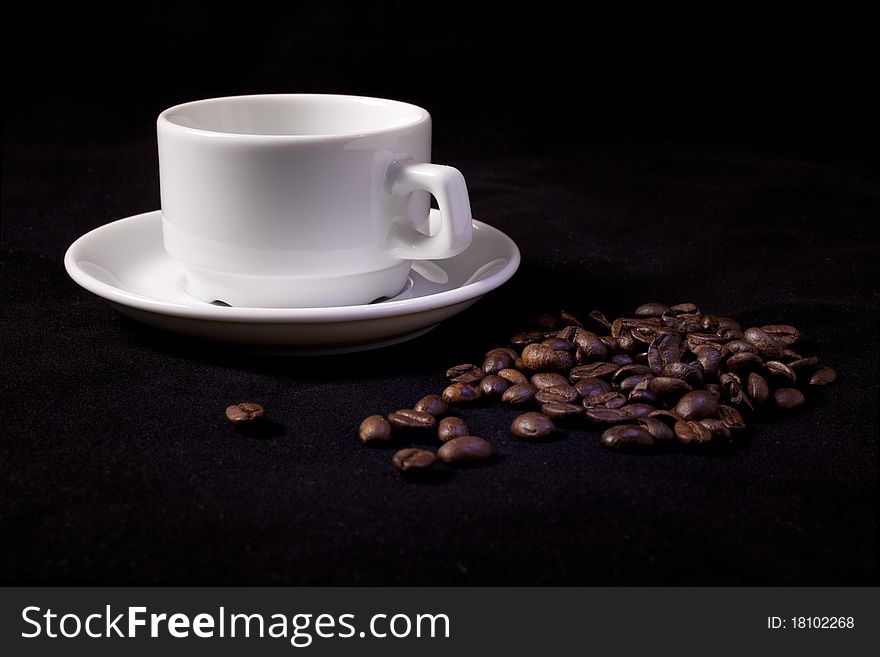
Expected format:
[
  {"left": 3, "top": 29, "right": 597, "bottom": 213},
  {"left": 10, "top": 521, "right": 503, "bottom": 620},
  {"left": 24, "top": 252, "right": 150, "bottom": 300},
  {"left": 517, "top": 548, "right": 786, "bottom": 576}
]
[{"left": 2, "top": 4, "right": 877, "bottom": 584}]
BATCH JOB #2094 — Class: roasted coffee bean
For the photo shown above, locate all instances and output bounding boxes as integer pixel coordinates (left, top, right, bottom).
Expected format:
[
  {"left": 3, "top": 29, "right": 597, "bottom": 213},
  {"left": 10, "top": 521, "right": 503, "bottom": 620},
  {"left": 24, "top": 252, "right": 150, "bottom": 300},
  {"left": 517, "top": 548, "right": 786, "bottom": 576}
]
[
  {"left": 611, "top": 354, "right": 635, "bottom": 366},
  {"left": 480, "top": 375, "right": 510, "bottom": 398},
  {"left": 789, "top": 356, "right": 819, "bottom": 372},
  {"left": 583, "top": 392, "right": 627, "bottom": 408},
  {"left": 746, "top": 373, "right": 770, "bottom": 406},
  {"left": 535, "top": 384, "right": 579, "bottom": 404},
  {"left": 649, "top": 376, "right": 693, "bottom": 398},
  {"left": 724, "top": 339, "right": 759, "bottom": 355},
  {"left": 781, "top": 349, "right": 803, "bottom": 362},
  {"left": 620, "top": 373, "right": 652, "bottom": 394},
  {"left": 669, "top": 302, "right": 699, "bottom": 315},
  {"left": 674, "top": 420, "right": 713, "bottom": 445},
  {"left": 634, "top": 302, "right": 670, "bottom": 317},
  {"left": 720, "top": 373, "right": 752, "bottom": 411},
  {"left": 393, "top": 448, "right": 437, "bottom": 473},
  {"left": 705, "top": 383, "right": 722, "bottom": 400},
  {"left": 693, "top": 345, "right": 725, "bottom": 377},
  {"left": 542, "top": 336, "right": 573, "bottom": 351},
  {"left": 648, "top": 332, "right": 682, "bottom": 374},
  {"left": 388, "top": 409, "right": 436, "bottom": 432},
  {"left": 601, "top": 424, "right": 654, "bottom": 450},
  {"left": 225, "top": 402, "right": 265, "bottom": 424},
  {"left": 558, "top": 310, "right": 584, "bottom": 328},
  {"left": 698, "top": 418, "right": 732, "bottom": 441},
  {"left": 628, "top": 388, "right": 659, "bottom": 405},
  {"left": 438, "top": 435, "right": 492, "bottom": 464},
  {"left": 809, "top": 366, "right": 838, "bottom": 386},
  {"left": 726, "top": 351, "right": 763, "bottom": 374},
  {"left": 743, "top": 327, "right": 784, "bottom": 359},
  {"left": 674, "top": 391, "right": 719, "bottom": 421},
  {"left": 699, "top": 313, "right": 720, "bottom": 332},
  {"left": 570, "top": 362, "right": 618, "bottom": 381},
  {"left": 446, "top": 364, "right": 485, "bottom": 383},
  {"left": 531, "top": 373, "right": 570, "bottom": 389},
  {"left": 498, "top": 368, "right": 529, "bottom": 385},
  {"left": 660, "top": 361, "right": 703, "bottom": 386},
  {"left": 717, "top": 316, "right": 742, "bottom": 332},
  {"left": 556, "top": 350, "right": 575, "bottom": 371},
  {"left": 438, "top": 416, "right": 469, "bottom": 442},
  {"left": 413, "top": 394, "right": 449, "bottom": 417},
  {"left": 510, "top": 330, "right": 544, "bottom": 348},
  {"left": 510, "top": 412, "right": 555, "bottom": 439},
  {"left": 574, "top": 377, "right": 611, "bottom": 397},
  {"left": 502, "top": 383, "right": 538, "bottom": 405},
  {"left": 585, "top": 407, "right": 630, "bottom": 425},
  {"left": 616, "top": 330, "right": 637, "bottom": 353},
  {"left": 442, "top": 382, "right": 482, "bottom": 404},
  {"left": 556, "top": 325, "right": 578, "bottom": 342},
  {"left": 774, "top": 388, "right": 805, "bottom": 410},
  {"left": 685, "top": 333, "right": 725, "bottom": 351},
  {"left": 573, "top": 329, "right": 608, "bottom": 361},
  {"left": 636, "top": 417, "right": 675, "bottom": 442},
  {"left": 541, "top": 402, "right": 583, "bottom": 422},
  {"left": 760, "top": 324, "right": 800, "bottom": 346},
  {"left": 483, "top": 349, "right": 515, "bottom": 374},
  {"left": 521, "top": 343, "right": 561, "bottom": 371},
  {"left": 765, "top": 360, "right": 797, "bottom": 385},
  {"left": 598, "top": 336, "right": 618, "bottom": 353},
  {"left": 358, "top": 415, "right": 393, "bottom": 445},
  {"left": 717, "top": 326, "right": 744, "bottom": 341},
  {"left": 718, "top": 404, "right": 746, "bottom": 430},
  {"left": 587, "top": 309, "right": 613, "bottom": 331},
  {"left": 612, "top": 364, "right": 652, "bottom": 386},
  {"left": 620, "top": 403, "right": 654, "bottom": 419},
  {"left": 648, "top": 409, "right": 682, "bottom": 426}
]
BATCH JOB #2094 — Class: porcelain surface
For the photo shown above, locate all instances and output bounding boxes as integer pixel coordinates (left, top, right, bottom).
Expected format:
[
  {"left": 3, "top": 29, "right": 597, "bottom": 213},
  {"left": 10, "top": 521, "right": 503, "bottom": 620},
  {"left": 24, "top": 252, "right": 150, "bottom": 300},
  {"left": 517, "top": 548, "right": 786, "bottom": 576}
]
[{"left": 64, "top": 211, "right": 520, "bottom": 352}]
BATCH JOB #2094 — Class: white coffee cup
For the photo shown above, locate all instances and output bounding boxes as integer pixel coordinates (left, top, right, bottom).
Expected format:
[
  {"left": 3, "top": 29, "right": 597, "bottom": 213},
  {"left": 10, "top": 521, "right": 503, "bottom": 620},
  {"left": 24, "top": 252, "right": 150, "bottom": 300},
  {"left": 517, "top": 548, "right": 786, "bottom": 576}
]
[{"left": 157, "top": 94, "right": 473, "bottom": 308}]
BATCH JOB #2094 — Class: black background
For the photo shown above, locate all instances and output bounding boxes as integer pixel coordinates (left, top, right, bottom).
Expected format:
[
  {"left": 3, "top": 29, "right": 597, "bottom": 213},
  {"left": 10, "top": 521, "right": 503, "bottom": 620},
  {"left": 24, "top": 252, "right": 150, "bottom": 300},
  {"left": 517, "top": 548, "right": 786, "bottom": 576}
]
[{"left": 2, "top": 3, "right": 877, "bottom": 584}]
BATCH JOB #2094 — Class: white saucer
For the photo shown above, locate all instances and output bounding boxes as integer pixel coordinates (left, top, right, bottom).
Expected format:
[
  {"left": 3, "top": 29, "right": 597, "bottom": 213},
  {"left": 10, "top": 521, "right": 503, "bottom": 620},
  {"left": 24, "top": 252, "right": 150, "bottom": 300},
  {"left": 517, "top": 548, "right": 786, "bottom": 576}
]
[{"left": 64, "top": 211, "right": 520, "bottom": 352}]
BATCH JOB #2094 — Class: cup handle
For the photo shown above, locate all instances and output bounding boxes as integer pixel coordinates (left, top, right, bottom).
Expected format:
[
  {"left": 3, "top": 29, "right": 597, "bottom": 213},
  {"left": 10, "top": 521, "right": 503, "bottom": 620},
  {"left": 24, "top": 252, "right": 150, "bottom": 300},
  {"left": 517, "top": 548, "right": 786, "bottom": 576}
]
[{"left": 387, "top": 161, "right": 473, "bottom": 260}]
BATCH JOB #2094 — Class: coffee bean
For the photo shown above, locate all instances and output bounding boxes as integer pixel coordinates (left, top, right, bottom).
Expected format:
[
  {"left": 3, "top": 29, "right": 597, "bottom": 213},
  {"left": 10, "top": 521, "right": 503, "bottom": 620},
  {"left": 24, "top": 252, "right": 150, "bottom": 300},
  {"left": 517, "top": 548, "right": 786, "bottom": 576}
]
[
  {"left": 388, "top": 409, "right": 436, "bottom": 432},
  {"left": 541, "top": 402, "right": 583, "bottom": 422},
  {"left": 510, "top": 330, "right": 545, "bottom": 348},
  {"left": 718, "top": 404, "right": 746, "bottom": 430},
  {"left": 437, "top": 435, "right": 492, "bottom": 464},
  {"left": 660, "top": 361, "right": 703, "bottom": 386},
  {"left": 674, "top": 419, "right": 713, "bottom": 445},
  {"left": 498, "top": 368, "right": 529, "bottom": 385},
  {"left": 521, "top": 344, "right": 561, "bottom": 371},
  {"left": 442, "top": 382, "right": 482, "bottom": 404},
  {"left": 583, "top": 392, "right": 627, "bottom": 408},
  {"left": 698, "top": 418, "right": 732, "bottom": 441},
  {"left": 674, "top": 390, "right": 719, "bottom": 421},
  {"left": 746, "top": 373, "right": 770, "bottom": 406},
  {"left": 809, "top": 366, "right": 838, "bottom": 386},
  {"left": 530, "top": 373, "right": 569, "bottom": 389},
  {"left": 765, "top": 360, "right": 797, "bottom": 385},
  {"left": 358, "top": 415, "right": 393, "bottom": 445},
  {"left": 705, "top": 383, "right": 722, "bottom": 400},
  {"left": 726, "top": 351, "right": 763, "bottom": 374},
  {"left": 225, "top": 402, "right": 265, "bottom": 424},
  {"left": 558, "top": 310, "right": 584, "bottom": 328},
  {"left": 480, "top": 375, "right": 510, "bottom": 398},
  {"left": 570, "top": 362, "right": 618, "bottom": 381},
  {"left": 720, "top": 373, "right": 752, "bottom": 411},
  {"left": 585, "top": 407, "right": 630, "bottom": 425},
  {"left": 542, "top": 336, "right": 573, "bottom": 351},
  {"left": 574, "top": 377, "right": 612, "bottom": 398},
  {"left": 773, "top": 388, "right": 805, "bottom": 410},
  {"left": 446, "top": 364, "right": 485, "bottom": 383},
  {"left": 393, "top": 448, "right": 437, "bottom": 472},
  {"left": 573, "top": 329, "right": 608, "bottom": 361},
  {"left": 743, "top": 327, "right": 784, "bottom": 359},
  {"left": 634, "top": 302, "right": 670, "bottom": 317},
  {"left": 616, "top": 330, "right": 637, "bottom": 353},
  {"left": 413, "top": 394, "right": 449, "bottom": 417},
  {"left": 717, "top": 326, "right": 745, "bottom": 341},
  {"left": 760, "top": 324, "right": 800, "bottom": 346},
  {"left": 647, "top": 332, "right": 682, "bottom": 374},
  {"left": 717, "top": 316, "right": 742, "bottom": 332},
  {"left": 556, "top": 325, "right": 578, "bottom": 342},
  {"left": 789, "top": 356, "right": 819, "bottom": 372},
  {"left": 587, "top": 309, "right": 613, "bottom": 331},
  {"left": 670, "top": 302, "right": 699, "bottom": 315},
  {"left": 510, "top": 412, "right": 555, "bottom": 439},
  {"left": 781, "top": 349, "right": 803, "bottom": 362},
  {"left": 636, "top": 417, "right": 675, "bottom": 442},
  {"left": 483, "top": 349, "right": 515, "bottom": 374},
  {"left": 438, "top": 416, "right": 469, "bottom": 442},
  {"left": 601, "top": 424, "right": 654, "bottom": 449},
  {"left": 699, "top": 313, "right": 720, "bottom": 332},
  {"left": 628, "top": 388, "right": 659, "bottom": 405},
  {"left": 647, "top": 409, "right": 682, "bottom": 425},
  {"left": 649, "top": 376, "right": 693, "bottom": 398},
  {"left": 620, "top": 403, "right": 654, "bottom": 419},
  {"left": 619, "top": 373, "right": 652, "bottom": 394},
  {"left": 724, "top": 339, "right": 759, "bottom": 355},
  {"left": 611, "top": 354, "right": 635, "bottom": 366},
  {"left": 535, "top": 384, "right": 579, "bottom": 404},
  {"left": 502, "top": 383, "right": 538, "bottom": 405},
  {"left": 693, "top": 344, "right": 725, "bottom": 377}
]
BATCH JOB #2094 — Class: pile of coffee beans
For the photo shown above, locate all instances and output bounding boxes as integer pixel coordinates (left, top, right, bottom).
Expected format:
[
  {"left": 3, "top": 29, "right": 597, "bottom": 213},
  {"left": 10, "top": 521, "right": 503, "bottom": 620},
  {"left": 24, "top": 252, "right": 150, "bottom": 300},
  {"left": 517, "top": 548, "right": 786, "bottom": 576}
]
[{"left": 358, "top": 303, "right": 837, "bottom": 475}]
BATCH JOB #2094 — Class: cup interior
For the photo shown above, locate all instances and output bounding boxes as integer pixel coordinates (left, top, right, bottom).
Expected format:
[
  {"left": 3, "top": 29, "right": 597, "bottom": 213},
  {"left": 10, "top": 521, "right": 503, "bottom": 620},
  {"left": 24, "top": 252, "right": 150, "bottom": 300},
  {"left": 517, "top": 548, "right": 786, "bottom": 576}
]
[{"left": 161, "top": 94, "right": 427, "bottom": 137}]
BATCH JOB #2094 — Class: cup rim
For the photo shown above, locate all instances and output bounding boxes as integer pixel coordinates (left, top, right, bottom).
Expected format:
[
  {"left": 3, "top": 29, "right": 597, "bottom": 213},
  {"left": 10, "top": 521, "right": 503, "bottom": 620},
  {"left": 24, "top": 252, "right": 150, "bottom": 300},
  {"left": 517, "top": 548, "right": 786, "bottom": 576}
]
[{"left": 157, "top": 93, "right": 430, "bottom": 140}]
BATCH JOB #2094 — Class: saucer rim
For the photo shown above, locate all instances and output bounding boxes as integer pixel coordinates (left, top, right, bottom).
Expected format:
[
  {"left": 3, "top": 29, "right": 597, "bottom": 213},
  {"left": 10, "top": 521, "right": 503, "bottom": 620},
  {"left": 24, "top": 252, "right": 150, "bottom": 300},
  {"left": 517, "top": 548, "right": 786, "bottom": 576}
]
[{"left": 64, "top": 210, "right": 520, "bottom": 324}]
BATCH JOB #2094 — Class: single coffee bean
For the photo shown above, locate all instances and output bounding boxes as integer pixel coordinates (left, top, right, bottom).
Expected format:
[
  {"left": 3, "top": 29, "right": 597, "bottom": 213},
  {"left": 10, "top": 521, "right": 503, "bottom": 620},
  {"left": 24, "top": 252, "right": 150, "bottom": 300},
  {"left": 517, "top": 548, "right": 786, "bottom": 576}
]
[
  {"left": 486, "top": 346, "right": 518, "bottom": 361},
  {"left": 599, "top": 335, "right": 619, "bottom": 352},
  {"left": 573, "top": 329, "right": 608, "bottom": 361},
  {"left": 542, "top": 336, "right": 573, "bottom": 351},
  {"left": 720, "top": 373, "right": 752, "bottom": 411},
  {"left": 789, "top": 356, "right": 819, "bottom": 372},
  {"left": 583, "top": 392, "right": 627, "bottom": 408},
  {"left": 574, "top": 377, "right": 611, "bottom": 397},
  {"left": 628, "top": 388, "right": 659, "bottom": 405},
  {"left": 620, "top": 403, "right": 654, "bottom": 419},
  {"left": 556, "top": 325, "right": 578, "bottom": 342},
  {"left": 438, "top": 416, "right": 470, "bottom": 442},
  {"left": 674, "top": 420, "right": 713, "bottom": 445},
  {"left": 521, "top": 343, "right": 561, "bottom": 371},
  {"left": 726, "top": 351, "right": 764, "bottom": 374},
  {"left": 636, "top": 417, "right": 675, "bottom": 442},
  {"left": 442, "top": 382, "right": 482, "bottom": 404},
  {"left": 388, "top": 409, "right": 436, "bottom": 432},
  {"left": 717, "top": 316, "right": 742, "bottom": 332},
  {"left": 413, "top": 394, "right": 449, "bottom": 417},
  {"left": 601, "top": 424, "right": 654, "bottom": 450},
  {"left": 660, "top": 361, "right": 703, "bottom": 386},
  {"left": 541, "top": 402, "right": 583, "bottom": 422},
  {"left": 358, "top": 415, "right": 393, "bottom": 445},
  {"left": 693, "top": 344, "right": 725, "bottom": 377},
  {"left": 483, "top": 349, "right": 515, "bottom": 374},
  {"left": 498, "top": 368, "right": 529, "bottom": 385},
  {"left": 392, "top": 448, "right": 437, "bottom": 473},
  {"left": 717, "top": 327, "right": 744, "bottom": 341},
  {"left": 743, "top": 327, "right": 784, "bottom": 359},
  {"left": 764, "top": 360, "right": 797, "bottom": 385},
  {"left": 510, "top": 412, "right": 555, "bottom": 439},
  {"left": 718, "top": 404, "right": 746, "bottom": 430},
  {"left": 634, "top": 302, "right": 670, "bottom": 317},
  {"left": 760, "top": 324, "right": 800, "bottom": 346},
  {"left": 746, "top": 372, "right": 770, "bottom": 406},
  {"left": 616, "top": 330, "right": 637, "bottom": 353},
  {"left": 647, "top": 332, "right": 683, "bottom": 374},
  {"left": 225, "top": 402, "right": 265, "bottom": 424},
  {"left": 699, "top": 313, "right": 720, "bottom": 332},
  {"left": 446, "top": 364, "right": 485, "bottom": 383},
  {"left": 437, "top": 435, "right": 492, "bottom": 464},
  {"left": 686, "top": 333, "right": 725, "bottom": 351},
  {"left": 611, "top": 364, "right": 651, "bottom": 386},
  {"left": 535, "top": 384, "right": 579, "bottom": 404},
  {"left": 570, "top": 362, "right": 618, "bottom": 381},
  {"left": 774, "top": 388, "right": 805, "bottom": 410},
  {"left": 781, "top": 348, "right": 802, "bottom": 362},
  {"left": 531, "top": 372, "right": 570, "bottom": 389},
  {"left": 649, "top": 376, "right": 693, "bottom": 398},
  {"left": 480, "top": 375, "right": 510, "bottom": 398},
  {"left": 674, "top": 390, "right": 719, "bottom": 421},
  {"left": 501, "top": 383, "right": 538, "bottom": 405},
  {"left": 669, "top": 302, "right": 699, "bottom": 315},
  {"left": 809, "top": 366, "right": 838, "bottom": 386},
  {"left": 724, "top": 339, "right": 759, "bottom": 355},
  {"left": 698, "top": 418, "right": 732, "bottom": 441},
  {"left": 584, "top": 407, "right": 630, "bottom": 425},
  {"left": 510, "top": 330, "right": 544, "bottom": 348}
]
